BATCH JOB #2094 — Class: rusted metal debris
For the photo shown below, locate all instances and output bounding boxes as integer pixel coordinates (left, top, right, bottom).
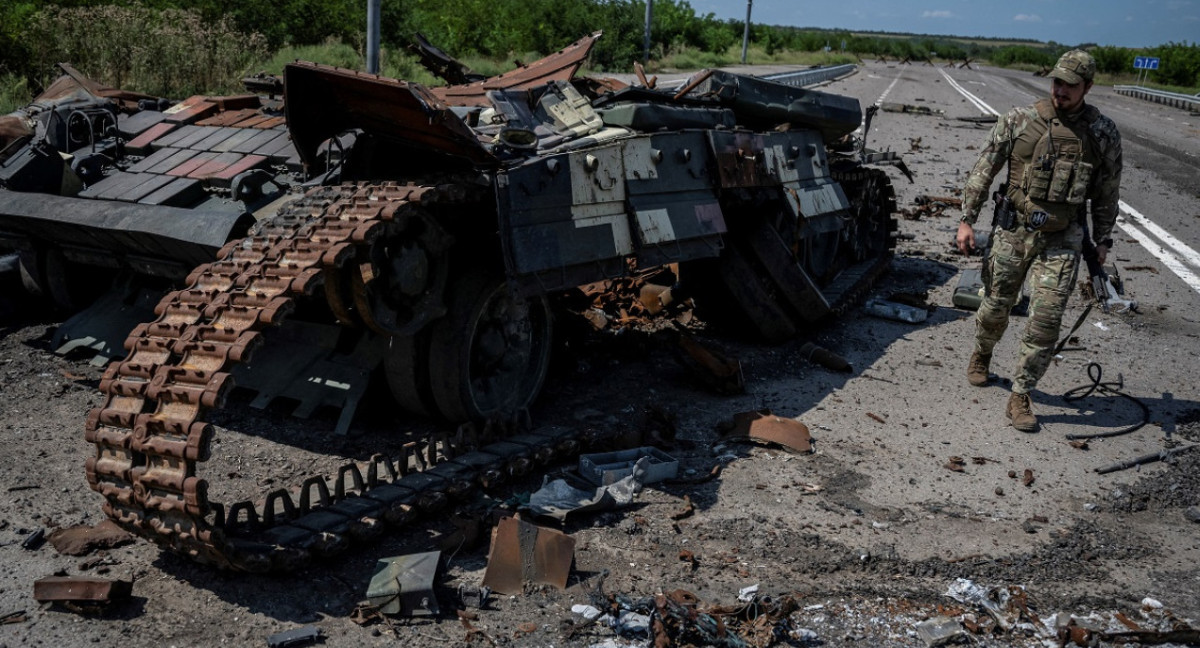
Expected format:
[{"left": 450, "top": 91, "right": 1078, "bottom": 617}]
[
  {"left": 482, "top": 516, "right": 575, "bottom": 594},
  {"left": 722, "top": 410, "right": 813, "bottom": 454},
  {"left": 799, "top": 342, "right": 851, "bottom": 372},
  {"left": 33, "top": 576, "right": 132, "bottom": 609},
  {"left": 409, "top": 31, "right": 486, "bottom": 85},
  {"left": 675, "top": 332, "right": 744, "bottom": 395},
  {"left": 1059, "top": 621, "right": 1200, "bottom": 646},
  {"left": 48, "top": 520, "right": 134, "bottom": 556},
  {"left": 0, "top": 609, "right": 26, "bottom": 625},
  {"left": 879, "top": 102, "right": 944, "bottom": 116},
  {"left": 1095, "top": 444, "right": 1198, "bottom": 474},
  {"left": 901, "top": 194, "right": 962, "bottom": 220},
  {"left": 575, "top": 584, "right": 801, "bottom": 648},
  {"left": 429, "top": 31, "right": 602, "bottom": 107}
]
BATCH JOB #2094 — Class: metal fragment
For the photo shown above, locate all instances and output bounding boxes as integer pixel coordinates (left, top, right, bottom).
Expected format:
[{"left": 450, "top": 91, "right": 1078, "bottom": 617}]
[
  {"left": 21, "top": 528, "right": 45, "bottom": 550},
  {"left": 482, "top": 516, "right": 575, "bottom": 594},
  {"left": 32, "top": 576, "right": 132, "bottom": 604},
  {"left": 915, "top": 616, "right": 965, "bottom": 647},
  {"left": 365, "top": 551, "right": 441, "bottom": 616},
  {"left": 724, "top": 410, "right": 814, "bottom": 454},
  {"left": 266, "top": 626, "right": 322, "bottom": 648}
]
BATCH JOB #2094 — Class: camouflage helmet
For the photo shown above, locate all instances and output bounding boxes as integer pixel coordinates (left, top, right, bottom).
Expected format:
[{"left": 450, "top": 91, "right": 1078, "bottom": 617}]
[{"left": 1049, "top": 49, "right": 1096, "bottom": 84}]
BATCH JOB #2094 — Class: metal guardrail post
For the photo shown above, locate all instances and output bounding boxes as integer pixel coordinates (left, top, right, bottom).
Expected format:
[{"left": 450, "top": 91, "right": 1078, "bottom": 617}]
[
  {"left": 762, "top": 64, "right": 858, "bottom": 87},
  {"left": 1113, "top": 85, "right": 1200, "bottom": 112}
]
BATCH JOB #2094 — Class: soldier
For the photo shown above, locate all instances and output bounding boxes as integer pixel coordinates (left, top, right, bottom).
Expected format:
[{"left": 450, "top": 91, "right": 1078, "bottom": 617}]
[{"left": 954, "top": 50, "right": 1122, "bottom": 432}]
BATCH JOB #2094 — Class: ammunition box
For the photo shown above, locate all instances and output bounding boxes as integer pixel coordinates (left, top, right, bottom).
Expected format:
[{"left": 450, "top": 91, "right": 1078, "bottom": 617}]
[{"left": 953, "top": 268, "right": 985, "bottom": 310}]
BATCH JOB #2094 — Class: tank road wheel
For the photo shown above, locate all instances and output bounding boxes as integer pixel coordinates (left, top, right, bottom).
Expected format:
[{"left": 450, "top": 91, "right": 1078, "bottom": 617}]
[
  {"left": 385, "top": 270, "right": 553, "bottom": 422},
  {"left": 351, "top": 209, "right": 454, "bottom": 337},
  {"left": 426, "top": 271, "right": 553, "bottom": 422},
  {"left": 17, "top": 246, "right": 108, "bottom": 312},
  {"left": 382, "top": 331, "right": 434, "bottom": 419}
]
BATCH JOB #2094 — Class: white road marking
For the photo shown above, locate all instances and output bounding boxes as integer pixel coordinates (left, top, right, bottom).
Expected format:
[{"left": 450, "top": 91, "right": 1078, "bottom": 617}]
[
  {"left": 938, "top": 68, "right": 1000, "bottom": 117},
  {"left": 876, "top": 74, "right": 901, "bottom": 106},
  {"left": 1117, "top": 201, "right": 1200, "bottom": 296},
  {"left": 856, "top": 72, "right": 903, "bottom": 136}
]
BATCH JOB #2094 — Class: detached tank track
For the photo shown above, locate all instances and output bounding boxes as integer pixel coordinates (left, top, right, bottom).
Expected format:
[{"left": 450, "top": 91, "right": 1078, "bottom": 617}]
[
  {"left": 83, "top": 181, "right": 600, "bottom": 572},
  {"left": 825, "top": 165, "right": 899, "bottom": 316}
]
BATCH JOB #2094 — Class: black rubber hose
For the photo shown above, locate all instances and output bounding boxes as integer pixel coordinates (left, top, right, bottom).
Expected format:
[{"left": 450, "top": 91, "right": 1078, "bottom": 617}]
[{"left": 1062, "top": 362, "right": 1151, "bottom": 441}]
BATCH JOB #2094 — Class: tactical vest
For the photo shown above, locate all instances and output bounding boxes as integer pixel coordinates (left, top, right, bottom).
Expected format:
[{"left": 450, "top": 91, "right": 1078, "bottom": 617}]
[{"left": 1007, "top": 99, "right": 1099, "bottom": 232}]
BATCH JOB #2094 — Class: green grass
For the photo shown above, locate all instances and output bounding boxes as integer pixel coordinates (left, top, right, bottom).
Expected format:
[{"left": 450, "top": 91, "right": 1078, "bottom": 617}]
[
  {"left": 0, "top": 72, "right": 31, "bottom": 115},
  {"left": 260, "top": 39, "right": 451, "bottom": 86}
]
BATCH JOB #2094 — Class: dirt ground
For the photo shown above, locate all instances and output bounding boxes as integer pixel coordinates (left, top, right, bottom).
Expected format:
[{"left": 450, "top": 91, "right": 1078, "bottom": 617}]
[{"left": 2, "top": 61, "right": 1200, "bottom": 648}]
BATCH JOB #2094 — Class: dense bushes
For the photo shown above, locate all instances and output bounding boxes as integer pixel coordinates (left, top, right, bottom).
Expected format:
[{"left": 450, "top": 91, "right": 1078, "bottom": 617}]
[{"left": 24, "top": 4, "right": 268, "bottom": 97}]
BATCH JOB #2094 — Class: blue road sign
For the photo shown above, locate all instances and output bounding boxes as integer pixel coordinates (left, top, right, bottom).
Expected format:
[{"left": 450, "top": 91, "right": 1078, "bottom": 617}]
[{"left": 1134, "top": 56, "right": 1161, "bottom": 70}]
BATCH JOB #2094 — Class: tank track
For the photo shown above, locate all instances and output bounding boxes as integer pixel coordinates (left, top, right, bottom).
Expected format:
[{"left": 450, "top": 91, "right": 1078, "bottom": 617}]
[
  {"left": 83, "top": 181, "right": 600, "bottom": 572},
  {"left": 83, "top": 171, "right": 899, "bottom": 572}
]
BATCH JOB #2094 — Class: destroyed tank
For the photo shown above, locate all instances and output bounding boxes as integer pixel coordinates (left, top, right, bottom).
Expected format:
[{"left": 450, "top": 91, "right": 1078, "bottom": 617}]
[{"left": 0, "top": 34, "right": 902, "bottom": 571}]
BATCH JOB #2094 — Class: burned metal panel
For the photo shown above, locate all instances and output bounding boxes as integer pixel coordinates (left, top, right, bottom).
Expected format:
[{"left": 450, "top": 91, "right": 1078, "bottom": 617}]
[
  {"left": 283, "top": 62, "right": 494, "bottom": 171},
  {"left": 0, "top": 188, "right": 251, "bottom": 273},
  {"left": 365, "top": 551, "right": 441, "bottom": 616},
  {"left": 33, "top": 576, "right": 132, "bottom": 604},
  {"left": 708, "top": 129, "right": 849, "bottom": 240},
  {"left": 708, "top": 130, "right": 768, "bottom": 188},
  {"left": 481, "top": 516, "right": 574, "bottom": 594},
  {"left": 498, "top": 141, "right": 631, "bottom": 284},
  {"left": 431, "top": 32, "right": 601, "bottom": 107},
  {"left": 684, "top": 69, "right": 862, "bottom": 141},
  {"left": 500, "top": 132, "right": 732, "bottom": 287},
  {"left": 627, "top": 132, "right": 725, "bottom": 266}
]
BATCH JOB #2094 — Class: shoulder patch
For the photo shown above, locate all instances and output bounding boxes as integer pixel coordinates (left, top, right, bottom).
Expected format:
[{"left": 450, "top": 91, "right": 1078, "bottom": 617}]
[{"left": 1089, "top": 113, "right": 1120, "bottom": 149}]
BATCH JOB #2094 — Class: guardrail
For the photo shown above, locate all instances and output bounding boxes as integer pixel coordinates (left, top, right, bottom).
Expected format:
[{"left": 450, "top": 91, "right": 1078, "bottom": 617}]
[
  {"left": 1113, "top": 85, "right": 1200, "bottom": 112},
  {"left": 763, "top": 64, "right": 858, "bottom": 87}
]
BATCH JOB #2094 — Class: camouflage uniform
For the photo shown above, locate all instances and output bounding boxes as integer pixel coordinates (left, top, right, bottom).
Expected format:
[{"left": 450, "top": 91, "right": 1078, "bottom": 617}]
[{"left": 959, "top": 51, "right": 1122, "bottom": 395}]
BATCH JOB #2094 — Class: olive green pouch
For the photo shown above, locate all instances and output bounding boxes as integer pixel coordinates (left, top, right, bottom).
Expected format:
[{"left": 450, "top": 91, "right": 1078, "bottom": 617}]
[{"left": 953, "top": 268, "right": 985, "bottom": 310}]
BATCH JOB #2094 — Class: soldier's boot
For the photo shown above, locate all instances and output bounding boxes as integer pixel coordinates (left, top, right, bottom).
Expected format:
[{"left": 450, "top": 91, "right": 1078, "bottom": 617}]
[
  {"left": 967, "top": 352, "right": 991, "bottom": 386},
  {"left": 1006, "top": 392, "right": 1039, "bottom": 433}
]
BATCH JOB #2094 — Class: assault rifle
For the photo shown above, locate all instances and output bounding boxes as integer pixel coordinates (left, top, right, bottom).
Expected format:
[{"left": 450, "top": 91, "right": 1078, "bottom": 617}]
[{"left": 1080, "top": 229, "right": 1111, "bottom": 314}]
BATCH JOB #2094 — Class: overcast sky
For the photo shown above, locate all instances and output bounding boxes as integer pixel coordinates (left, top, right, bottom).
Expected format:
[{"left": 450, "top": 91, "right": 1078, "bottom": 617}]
[{"left": 689, "top": 0, "right": 1198, "bottom": 48}]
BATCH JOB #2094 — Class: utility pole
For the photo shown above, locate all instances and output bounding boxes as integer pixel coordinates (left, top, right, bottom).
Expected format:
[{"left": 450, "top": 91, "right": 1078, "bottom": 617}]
[
  {"left": 366, "top": 0, "right": 381, "bottom": 74},
  {"left": 644, "top": 0, "right": 653, "bottom": 63},
  {"left": 741, "top": 0, "right": 752, "bottom": 64}
]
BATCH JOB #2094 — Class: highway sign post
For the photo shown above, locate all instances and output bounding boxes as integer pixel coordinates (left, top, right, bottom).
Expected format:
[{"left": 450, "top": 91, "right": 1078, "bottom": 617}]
[{"left": 1133, "top": 56, "right": 1161, "bottom": 86}]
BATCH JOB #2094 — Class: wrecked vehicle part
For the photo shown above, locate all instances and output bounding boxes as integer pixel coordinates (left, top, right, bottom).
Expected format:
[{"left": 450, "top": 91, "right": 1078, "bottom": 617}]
[
  {"left": 429, "top": 31, "right": 602, "bottom": 107},
  {"left": 798, "top": 341, "right": 851, "bottom": 372},
  {"left": 724, "top": 410, "right": 814, "bottom": 454},
  {"left": 481, "top": 516, "right": 574, "bottom": 594},
  {"left": 32, "top": 576, "right": 132, "bottom": 608},
  {"left": 0, "top": 40, "right": 901, "bottom": 570},
  {"left": 579, "top": 446, "right": 678, "bottom": 486},
  {"left": 365, "top": 551, "right": 441, "bottom": 616},
  {"left": 408, "top": 31, "right": 487, "bottom": 86},
  {"left": 266, "top": 626, "right": 323, "bottom": 648}
]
